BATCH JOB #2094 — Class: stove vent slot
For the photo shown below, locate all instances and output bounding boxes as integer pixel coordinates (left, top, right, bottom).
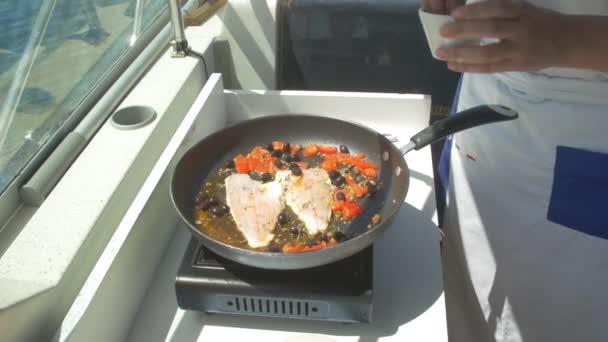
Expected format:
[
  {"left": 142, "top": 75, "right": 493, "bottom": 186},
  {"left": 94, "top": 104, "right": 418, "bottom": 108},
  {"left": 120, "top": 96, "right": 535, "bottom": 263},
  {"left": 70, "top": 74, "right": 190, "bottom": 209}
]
[{"left": 222, "top": 296, "right": 326, "bottom": 318}]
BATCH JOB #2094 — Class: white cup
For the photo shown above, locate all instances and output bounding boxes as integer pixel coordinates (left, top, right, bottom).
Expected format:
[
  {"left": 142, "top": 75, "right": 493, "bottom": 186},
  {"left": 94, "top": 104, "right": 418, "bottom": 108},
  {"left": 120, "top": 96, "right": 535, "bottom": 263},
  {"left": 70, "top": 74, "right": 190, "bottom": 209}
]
[{"left": 418, "top": 8, "right": 481, "bottom": 59}]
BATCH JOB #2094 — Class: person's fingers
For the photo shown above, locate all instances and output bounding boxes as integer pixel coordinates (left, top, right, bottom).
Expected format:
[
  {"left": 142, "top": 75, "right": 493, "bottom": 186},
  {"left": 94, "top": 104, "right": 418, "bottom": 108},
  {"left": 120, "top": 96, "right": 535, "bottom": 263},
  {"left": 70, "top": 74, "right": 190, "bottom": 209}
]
[
  {"left": 440, "top": 19, "right": 518, "bottom": 39},
  {"left": 446, "top": 60, "right": 524, "bottom": 73},
  {"left": 451, "top": 0, "right": 523, "bottom": 19},
  {"left": 436, "top": 41, "right": 514, "bottom": 64},
  {"left": 446, "top": 0, "right": 466, "bottom": 13},
  {"left": 421, "top": 0, "right": 447, "bottom": 14}
]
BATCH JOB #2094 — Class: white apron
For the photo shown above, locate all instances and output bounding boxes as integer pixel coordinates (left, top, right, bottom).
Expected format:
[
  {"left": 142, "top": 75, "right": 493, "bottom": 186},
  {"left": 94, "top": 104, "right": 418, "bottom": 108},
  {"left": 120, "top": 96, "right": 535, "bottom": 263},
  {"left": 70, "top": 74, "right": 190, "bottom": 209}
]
[{"left": 439, "top": 2, "right": 608, "bottom": 341}]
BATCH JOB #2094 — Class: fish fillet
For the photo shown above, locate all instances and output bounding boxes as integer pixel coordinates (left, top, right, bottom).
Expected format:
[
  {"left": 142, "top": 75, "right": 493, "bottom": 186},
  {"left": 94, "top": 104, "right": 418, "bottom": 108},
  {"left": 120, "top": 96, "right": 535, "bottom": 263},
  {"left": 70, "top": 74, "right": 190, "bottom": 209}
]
[
  {"left": 224, "top": 174, "right": 284, "bottom": 248},
  {"left": 284, "top": 168, "right": 333, "bottom": 235}
]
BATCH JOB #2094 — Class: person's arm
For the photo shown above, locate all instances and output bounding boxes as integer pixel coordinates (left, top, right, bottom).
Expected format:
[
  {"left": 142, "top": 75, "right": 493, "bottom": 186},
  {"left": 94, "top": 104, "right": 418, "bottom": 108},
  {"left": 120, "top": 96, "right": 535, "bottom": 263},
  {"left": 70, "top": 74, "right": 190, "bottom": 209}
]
[
  {"left": 559, "top": 15, "right": 608, "bottom": 72},
  {"left": 422, "top": 0, "right": 465, "bottom": 14},
  {"left": 434, "top": 0, "right": 608, "bottom": 73}
]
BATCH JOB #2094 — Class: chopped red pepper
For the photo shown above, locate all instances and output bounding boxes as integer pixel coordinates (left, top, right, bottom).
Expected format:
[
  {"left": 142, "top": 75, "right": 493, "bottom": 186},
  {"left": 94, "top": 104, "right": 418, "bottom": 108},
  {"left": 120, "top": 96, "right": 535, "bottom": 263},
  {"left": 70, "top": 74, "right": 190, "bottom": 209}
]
[
  {"left": 241, "top": 146, "right": 281, "bottom": 174},
  {"left": 317, "top": 145, "right": 338, "bottom": 155},
  {"left": 247, "top": 157, "right": 264, "bottom": 172},
  {"left": 282, "top": 242, "right": 321, "bottom": 253},
  {"left": 361, "top": 168, "right": 377, "bottom": 179},
  {"left": 272, "top": 141, "right": 285, "bottom": 151},
  {"left": 325, "top": 153, "right": 338, "bottom": 160},
  {"left": 334, "top": 152, "right": 368, "bottom": 166},
  {"left": 341, "top": 201, "right": 363, "bottom": 219},
  {"left": 234, "top": 155, "right": 249, "bottom": 174},
  {"left": 290, "top": 144, "right": 302, "bottom": 154},
  {"left": 332, "top": 200, "right": 345, "bottom": 212},
  {"left": 344, "top": 175, "right": 355, "bottom": 186},
  {"left": 345, "top": 175, "right": 369, "bottom": 198},
  {"left": 303, "top": 144, "right": 318, "bottom": 157},
  {"left": 282, "top": 240, "right": 338, "bottom": 253},
  {"left": 321, "top": 158, "right": 338, "bottom": 171},
  {"left": 300, "top": 243, "right": 327, "bottom": 252},
  {"left": 250, "top": 146, "right": 270, "bottom": 158},
  {"left": 336, "top": 153, "right": 354, "bottom": 165},
  {"left": 333, "top": 199, "right": 364, "bottom": 219},
  {"left": 355, "top": 186, "right": 369, "bottom": 198},
  {"left": 354, "top": 160, "right": 379, "bottom": 170},
  {"left": 342, "top": 188, "right": 354, "bottom": 200},
  {"left": 282, "top": 244, "right": 300, "bottom": 253}
]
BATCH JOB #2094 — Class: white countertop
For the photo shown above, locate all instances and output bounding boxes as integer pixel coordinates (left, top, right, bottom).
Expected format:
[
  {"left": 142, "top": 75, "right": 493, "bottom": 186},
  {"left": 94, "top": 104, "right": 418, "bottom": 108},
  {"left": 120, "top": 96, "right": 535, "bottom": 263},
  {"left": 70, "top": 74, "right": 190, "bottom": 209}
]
[{"left": 126, "top": 86, "right": 447, "bottom": 342}]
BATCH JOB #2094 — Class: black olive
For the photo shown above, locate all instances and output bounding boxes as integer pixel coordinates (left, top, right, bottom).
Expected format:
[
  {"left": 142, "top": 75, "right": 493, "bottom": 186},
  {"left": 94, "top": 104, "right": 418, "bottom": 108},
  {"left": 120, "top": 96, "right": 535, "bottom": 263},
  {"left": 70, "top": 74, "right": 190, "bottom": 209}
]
[
  {"left": 328, "top": 170, "right": 341, "bottom": 180},
  {"left": 339, "top": 145, "right": 350, "bottom": 153},
  {"left": 208, "top": 196, "right": 219, "bottom": 206},
  {"left": 290, "top": 164, "right": 303, "bottom": 176},
  {"left": 331, "top": 175, "right": 345, "bottom": 186},
  {"left": 367, "top": 182, "right": 378, "bottom": 195},
  {"left": 271, "top": 149, "right": 283, "bottom": 158},
  {"left": 291, "top": 153, "right": 301, "bottom": 162},
  {"left": 268, "top": 245, "right": 281, "bottom": 253},
  {"left": 266, "top": 143, "right": 274, "bottom": 151},
  {"left": 333, "top": 231, "right": 346, "bottom": 242},
  {"left": 225, "top": 159, "right": 235, "bottom": 168},
  {"left": 289, "top": 227, "right": 300, "bottom": 235},
  {"left": 319, "top": 234, "right": 329, "bottom": 242},
  {"left": 278, "top": 212, "right": 289, "bottom": 225},
  {"left": 283, "top": 154, "right": 294, "bottom": 163},
  {"left": 260, "top": 172, "right": 272, "bottom": 182},
  {"left": 198, "top": 198, "right": 212, "bottom": 211},
  {"left": 336, "top": 192, "right": 346, "bottom": 201},
  {"left": 211, "top": 205, "right": 229, "bottom": 216},
  {"left": 195, "top": 191, "right": 207, "bottom": 203},
  {"left": 283, "top": 142, "right": 291, "bottom": 153}
]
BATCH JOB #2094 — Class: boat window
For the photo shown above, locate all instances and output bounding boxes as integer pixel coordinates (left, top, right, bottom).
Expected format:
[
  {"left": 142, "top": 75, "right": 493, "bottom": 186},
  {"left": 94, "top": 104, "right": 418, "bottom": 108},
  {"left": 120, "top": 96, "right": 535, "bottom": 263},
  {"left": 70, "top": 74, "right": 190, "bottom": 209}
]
[{"left": 0, "top": 0, "right": 169, "bottom": 195}]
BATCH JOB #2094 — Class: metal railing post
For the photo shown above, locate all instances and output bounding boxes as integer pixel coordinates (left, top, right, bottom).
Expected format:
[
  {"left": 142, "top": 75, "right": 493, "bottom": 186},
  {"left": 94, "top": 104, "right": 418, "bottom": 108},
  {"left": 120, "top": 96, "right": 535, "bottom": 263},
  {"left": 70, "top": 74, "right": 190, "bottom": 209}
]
[
  {"left": 168, "top": 0, "right": 189, "bottom": 57},
  {"left": 130, "top": 0, "right": 144, "bottom": 45}
]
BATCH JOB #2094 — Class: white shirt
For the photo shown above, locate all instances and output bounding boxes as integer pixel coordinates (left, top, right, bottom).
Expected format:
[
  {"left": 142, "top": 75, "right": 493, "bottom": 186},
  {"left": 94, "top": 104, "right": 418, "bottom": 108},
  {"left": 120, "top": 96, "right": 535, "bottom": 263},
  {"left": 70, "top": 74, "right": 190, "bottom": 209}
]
[{"left": 444, "top": 3, "right": 608, "bottom": 342}]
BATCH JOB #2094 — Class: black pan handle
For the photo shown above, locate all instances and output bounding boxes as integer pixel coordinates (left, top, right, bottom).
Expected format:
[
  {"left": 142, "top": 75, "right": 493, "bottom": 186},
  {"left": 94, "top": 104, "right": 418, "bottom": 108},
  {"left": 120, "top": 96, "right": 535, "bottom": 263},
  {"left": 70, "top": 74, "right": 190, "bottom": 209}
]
[{"left": 404, "top": 105, "right": 518, "bottom": 153}]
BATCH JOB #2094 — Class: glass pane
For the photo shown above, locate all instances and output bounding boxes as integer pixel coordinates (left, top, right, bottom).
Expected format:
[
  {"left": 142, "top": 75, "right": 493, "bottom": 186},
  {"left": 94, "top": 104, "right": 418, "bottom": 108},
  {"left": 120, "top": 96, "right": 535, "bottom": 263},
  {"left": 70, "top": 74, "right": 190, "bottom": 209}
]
[{"left": 0, "top": 0, "right": 167, "bottom": 193}]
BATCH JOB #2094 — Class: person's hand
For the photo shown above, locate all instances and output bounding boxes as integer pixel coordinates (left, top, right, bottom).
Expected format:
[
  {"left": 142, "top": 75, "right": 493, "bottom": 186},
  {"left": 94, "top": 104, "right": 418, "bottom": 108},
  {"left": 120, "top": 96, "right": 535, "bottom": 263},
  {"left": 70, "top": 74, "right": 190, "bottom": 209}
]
[
  {"left": 435, "top": 0, "right": 569, "bottom": 73},
  {"left": 422, "top": 0, "right": 466, "bottom": 14}
]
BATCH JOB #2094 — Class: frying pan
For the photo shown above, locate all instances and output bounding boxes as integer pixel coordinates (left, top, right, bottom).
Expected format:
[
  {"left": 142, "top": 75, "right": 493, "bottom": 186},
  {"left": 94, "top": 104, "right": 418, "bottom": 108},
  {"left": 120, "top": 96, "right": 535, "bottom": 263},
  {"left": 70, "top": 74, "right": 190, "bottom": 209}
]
[{"left": 171, "top": 105, "right": 518, "bottom": 270}]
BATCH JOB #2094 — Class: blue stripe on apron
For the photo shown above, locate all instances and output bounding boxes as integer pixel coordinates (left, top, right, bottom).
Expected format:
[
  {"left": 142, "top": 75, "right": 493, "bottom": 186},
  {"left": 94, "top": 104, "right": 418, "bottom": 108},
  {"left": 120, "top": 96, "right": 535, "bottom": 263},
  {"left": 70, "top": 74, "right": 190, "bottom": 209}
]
[
  {"left": 437, "top": 75, "right": 463, "bottom": 220},
  {"left": 548, "top": 146, "right": 608, "bottom": 239}
]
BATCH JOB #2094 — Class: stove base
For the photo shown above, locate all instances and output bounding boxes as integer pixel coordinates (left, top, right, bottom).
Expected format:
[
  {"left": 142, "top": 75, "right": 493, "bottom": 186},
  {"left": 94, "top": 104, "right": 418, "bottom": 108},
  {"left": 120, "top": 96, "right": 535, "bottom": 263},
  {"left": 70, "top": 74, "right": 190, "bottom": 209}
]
[{"left": 176, "top": 238, "right": 373, "bottom": 323}]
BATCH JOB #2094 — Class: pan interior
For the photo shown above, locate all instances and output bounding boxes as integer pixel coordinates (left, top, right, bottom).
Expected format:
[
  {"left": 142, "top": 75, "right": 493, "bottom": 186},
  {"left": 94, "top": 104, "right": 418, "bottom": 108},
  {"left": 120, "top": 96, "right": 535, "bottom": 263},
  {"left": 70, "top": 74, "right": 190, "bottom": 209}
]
[{"left": 171, "top": 114, "right": 409, "bottom": 254}]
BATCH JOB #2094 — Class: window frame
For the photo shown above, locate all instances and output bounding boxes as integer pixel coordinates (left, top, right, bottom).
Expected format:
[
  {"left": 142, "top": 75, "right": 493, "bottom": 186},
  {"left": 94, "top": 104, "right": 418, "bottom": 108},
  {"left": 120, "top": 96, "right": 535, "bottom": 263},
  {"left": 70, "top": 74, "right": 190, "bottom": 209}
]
[{"left": 0, "top": 3, "right": 174, "bottom": 230}]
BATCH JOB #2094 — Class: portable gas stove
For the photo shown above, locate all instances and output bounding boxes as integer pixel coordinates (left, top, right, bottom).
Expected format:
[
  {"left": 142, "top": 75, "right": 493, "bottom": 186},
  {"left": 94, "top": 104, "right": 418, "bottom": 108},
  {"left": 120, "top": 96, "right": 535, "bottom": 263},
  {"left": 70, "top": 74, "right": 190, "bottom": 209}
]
[{"left": 175, "top": 237, "right": 373, "bottom": 323}]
